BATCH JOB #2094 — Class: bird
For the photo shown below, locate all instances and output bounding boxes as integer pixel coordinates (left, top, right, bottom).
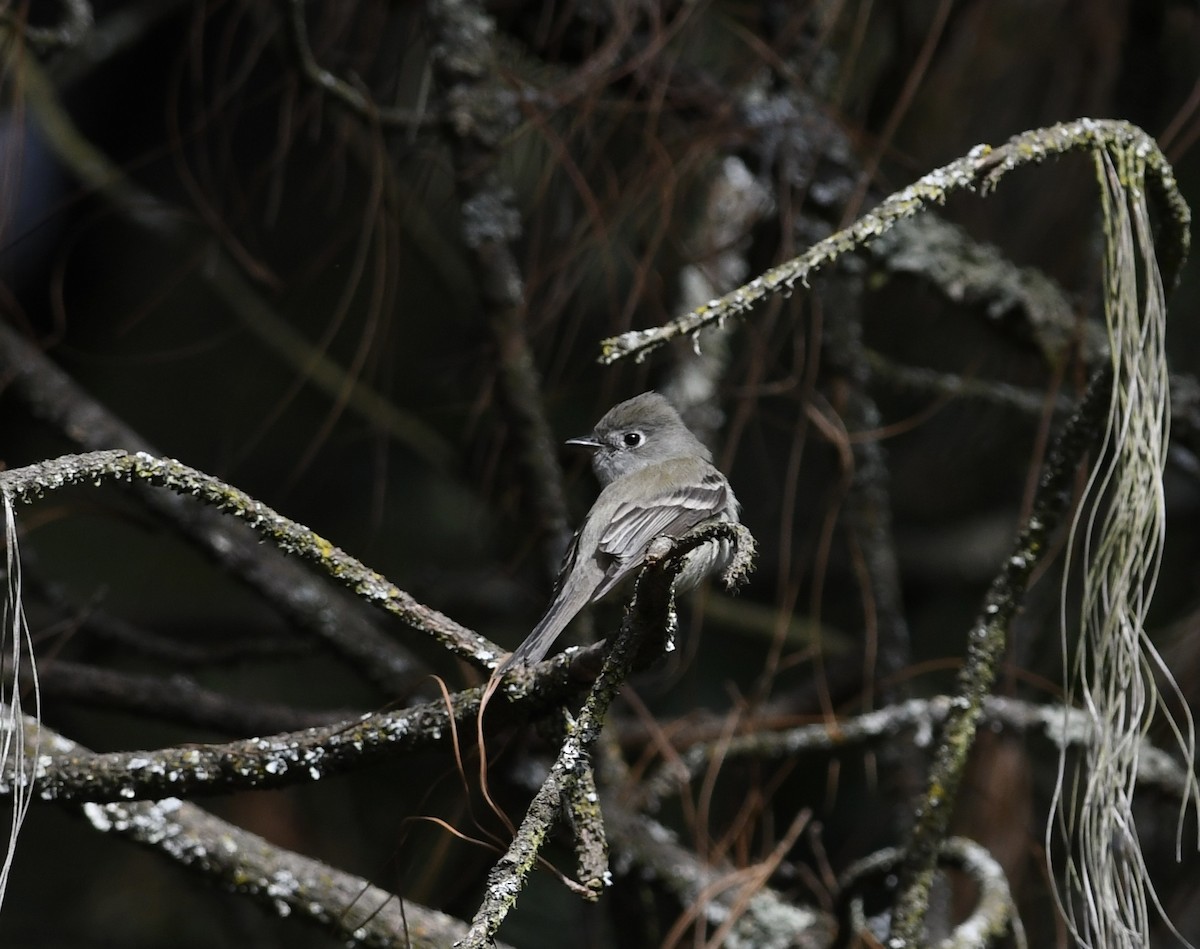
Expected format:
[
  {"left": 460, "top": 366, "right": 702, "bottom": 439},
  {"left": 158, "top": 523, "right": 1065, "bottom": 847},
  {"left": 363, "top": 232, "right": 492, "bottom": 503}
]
[{"left": 498, "top": 391, "right": 739, "bottom": 672}]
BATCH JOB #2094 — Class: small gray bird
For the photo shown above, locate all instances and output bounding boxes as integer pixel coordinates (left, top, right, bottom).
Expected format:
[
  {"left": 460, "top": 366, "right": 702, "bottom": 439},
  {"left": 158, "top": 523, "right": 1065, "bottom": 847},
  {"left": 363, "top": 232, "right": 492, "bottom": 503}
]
[{"left": 499, "top": 392, "right": 740, "bottom": 672}]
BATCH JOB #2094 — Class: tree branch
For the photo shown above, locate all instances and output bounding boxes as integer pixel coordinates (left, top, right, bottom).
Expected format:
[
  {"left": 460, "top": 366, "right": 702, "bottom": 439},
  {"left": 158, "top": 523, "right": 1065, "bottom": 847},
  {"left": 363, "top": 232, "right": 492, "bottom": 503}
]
[
  {"left": 0, "top": 450, "right": 498, "bottom": 666},
  {"left": 462, "top": 520, "right": 755, "bottom": 945},
  {"left": 600, "top": 119, "right": 1189, "bottom": 364}
]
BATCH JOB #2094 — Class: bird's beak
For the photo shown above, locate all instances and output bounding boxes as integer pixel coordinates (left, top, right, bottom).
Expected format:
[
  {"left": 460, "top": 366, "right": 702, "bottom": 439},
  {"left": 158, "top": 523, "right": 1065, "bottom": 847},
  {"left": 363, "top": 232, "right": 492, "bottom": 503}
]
[{"left": 565, "top": 434, "right": 602, "bottom": 449}]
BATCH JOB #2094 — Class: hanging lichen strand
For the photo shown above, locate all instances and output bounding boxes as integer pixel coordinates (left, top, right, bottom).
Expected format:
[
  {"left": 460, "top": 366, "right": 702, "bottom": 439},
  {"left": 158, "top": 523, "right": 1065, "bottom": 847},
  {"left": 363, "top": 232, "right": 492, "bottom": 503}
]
[
  {"left": 1051, "top": 144, "right": 1199, "bottom": 948},
  {"left": 0, "top": 495, "right": 39, "bottom": 914}
]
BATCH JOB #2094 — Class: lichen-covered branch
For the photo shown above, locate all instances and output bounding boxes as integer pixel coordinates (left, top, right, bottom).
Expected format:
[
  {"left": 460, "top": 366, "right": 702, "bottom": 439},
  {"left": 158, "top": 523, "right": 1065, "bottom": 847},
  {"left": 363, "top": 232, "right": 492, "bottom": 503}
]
[
  {"left": 32, "top": 709, "right": 396, "bottom": 802},
  {"left": 12, "top": 678, "right": 480, "bottom": 804},
  {"left": 6, "top": 647, "right": 612, "bottom": 804},
  {"left": 567, "top": 760, "right": 609, "bottom": 901},
  {"left": 461, "top": 520, "right": 755, "bottom": 946},
  {"left": 0, "top": 322, "right": 423, "bottom": 695},
  {"left": 840, "top": 838, "right": 1025, "bottom": 949},
  {"left": 637, "top": 694, "right": 1196, "bottom": 812},
  {"left": 600, "top": 119, "right": 1189, "bottom": 365},
  {"left": 887, "top": 366, "right": 1113, "bottom": 943},
  {"left": 24, "top": 723, "right": 503, "bottom": 948},
  {"left": 0, "top": 450, "right": 498, "bottom": 666},
  {"left": 85, "top": 795, "right": 493, "bottom": 948},
  {"left": 866, "top": 213, "right": 1094, "bottom": 364}
]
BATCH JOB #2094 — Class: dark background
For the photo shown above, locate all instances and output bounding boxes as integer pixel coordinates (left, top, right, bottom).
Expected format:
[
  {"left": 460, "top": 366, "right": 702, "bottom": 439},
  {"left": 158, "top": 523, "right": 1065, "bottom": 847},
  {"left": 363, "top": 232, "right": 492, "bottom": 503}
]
[{"left": 2, "top": 1, "right": 1200, "bottom": 946}]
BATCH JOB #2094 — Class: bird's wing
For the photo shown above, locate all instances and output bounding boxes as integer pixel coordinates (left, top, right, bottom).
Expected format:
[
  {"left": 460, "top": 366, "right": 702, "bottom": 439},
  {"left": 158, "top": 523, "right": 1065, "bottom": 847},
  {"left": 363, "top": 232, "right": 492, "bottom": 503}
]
[{"left": 592, "top": 464, "right": 730, "bottom": 600}]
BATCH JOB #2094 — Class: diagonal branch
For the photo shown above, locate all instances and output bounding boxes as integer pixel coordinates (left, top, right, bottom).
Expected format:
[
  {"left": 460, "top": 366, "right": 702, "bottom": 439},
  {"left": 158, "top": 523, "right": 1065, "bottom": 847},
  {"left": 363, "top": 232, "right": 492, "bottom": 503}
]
[
  {"left": 600, "top": 119, "right": 1189, "bottom": 365},
  {"left": 0, "top": 319, "right": 424, "bottom": 695},
  {"left": 0, "top": 450, "right": 498, "bottom": 667}
]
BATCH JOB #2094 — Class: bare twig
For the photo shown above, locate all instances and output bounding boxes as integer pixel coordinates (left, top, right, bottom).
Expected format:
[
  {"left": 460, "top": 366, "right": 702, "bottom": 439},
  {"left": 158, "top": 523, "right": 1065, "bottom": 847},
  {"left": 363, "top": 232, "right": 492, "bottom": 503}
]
[
  {"left": 33, "top": 660, "right": 348, "bottom": 735},
  {"left": 888, "top": 367, "right": 1113, "bottom": 942},
  {"left": 279, "top": 0, "right": 434, "bottom": 130}
]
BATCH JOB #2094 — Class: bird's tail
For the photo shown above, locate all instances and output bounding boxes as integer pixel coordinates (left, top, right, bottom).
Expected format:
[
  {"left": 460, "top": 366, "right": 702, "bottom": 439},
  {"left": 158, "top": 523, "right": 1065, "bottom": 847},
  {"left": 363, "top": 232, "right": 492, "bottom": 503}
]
[{"left": 496, "top": 581, "right": 593, "bottom": 674}]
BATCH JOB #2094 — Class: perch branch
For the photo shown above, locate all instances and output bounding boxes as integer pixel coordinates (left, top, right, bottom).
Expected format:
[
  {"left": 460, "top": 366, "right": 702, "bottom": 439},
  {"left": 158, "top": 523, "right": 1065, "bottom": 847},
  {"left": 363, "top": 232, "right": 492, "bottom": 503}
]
[
  {"left": 460, "top": 521, "right": 755, "bottom": 946},
  {"left": 0, "top": 450, "right": 498, "bottom": 666}
]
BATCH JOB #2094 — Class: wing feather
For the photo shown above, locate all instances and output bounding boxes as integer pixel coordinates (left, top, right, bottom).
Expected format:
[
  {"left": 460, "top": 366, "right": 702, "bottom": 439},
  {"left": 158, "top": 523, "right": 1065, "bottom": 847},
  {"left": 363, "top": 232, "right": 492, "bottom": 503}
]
[{"left": 592, "top": 466, "right": 730, "bottom": 600}]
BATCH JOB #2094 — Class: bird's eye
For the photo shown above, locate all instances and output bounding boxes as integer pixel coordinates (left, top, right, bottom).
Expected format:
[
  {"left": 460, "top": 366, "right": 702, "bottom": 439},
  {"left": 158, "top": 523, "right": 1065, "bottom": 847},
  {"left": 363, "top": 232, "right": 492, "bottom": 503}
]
[{"left": 623, "top": 431, "right": 643, "bottom": 447}]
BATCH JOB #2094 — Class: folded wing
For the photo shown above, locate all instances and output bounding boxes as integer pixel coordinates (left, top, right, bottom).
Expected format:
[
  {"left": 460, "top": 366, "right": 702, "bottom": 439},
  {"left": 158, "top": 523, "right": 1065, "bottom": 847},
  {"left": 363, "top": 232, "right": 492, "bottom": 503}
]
[{"left": 593, "top": 466, "right": 731, "bottom": 600}]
